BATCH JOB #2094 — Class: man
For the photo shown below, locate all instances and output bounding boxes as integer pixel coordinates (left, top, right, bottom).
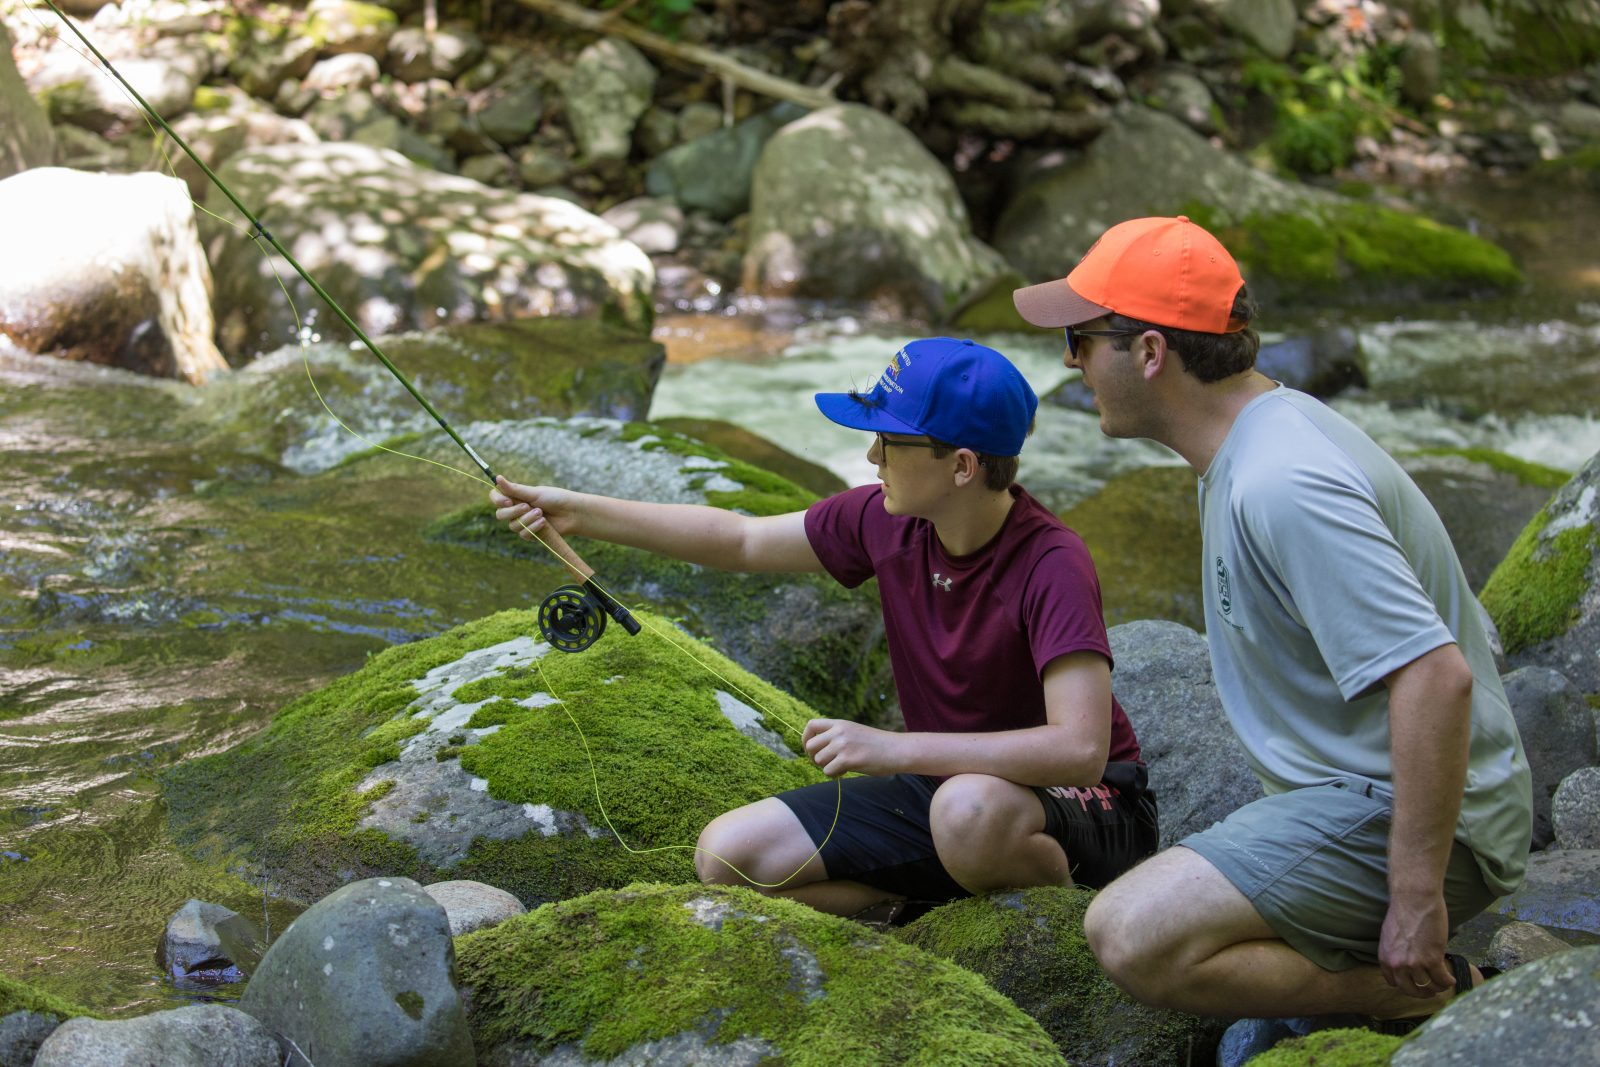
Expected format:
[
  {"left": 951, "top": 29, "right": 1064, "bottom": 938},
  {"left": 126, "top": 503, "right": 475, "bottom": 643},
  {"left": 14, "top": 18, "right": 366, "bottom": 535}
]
[
  {"left": 1012, "top": 216, "right": 1531, "bottom": 1026},
  {"left": 491, "top": 336, "right": 1157, "bottom": 920}
]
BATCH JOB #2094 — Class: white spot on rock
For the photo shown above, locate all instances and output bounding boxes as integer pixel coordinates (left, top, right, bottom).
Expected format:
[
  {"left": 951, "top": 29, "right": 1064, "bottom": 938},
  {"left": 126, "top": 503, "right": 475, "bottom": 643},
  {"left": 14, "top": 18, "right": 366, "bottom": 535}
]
[
  {"left": 469, "top": 777, "right": 489, "bottom": 792},
  {"left": 323, "top": 936, "right": 335, "bottom": 951}
]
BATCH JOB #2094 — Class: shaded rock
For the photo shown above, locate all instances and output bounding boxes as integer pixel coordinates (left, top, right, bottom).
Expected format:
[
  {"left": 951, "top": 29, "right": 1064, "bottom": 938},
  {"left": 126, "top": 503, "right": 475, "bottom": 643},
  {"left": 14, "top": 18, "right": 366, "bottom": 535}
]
[
  {"left": 1136, "top": 66, "right": 1218, "bottom": 134},
  {"left": 1393, "top": 945, "right": 1600, "bottom": 1064},
  {"left": 202, "top": 142, "right": 653, "bottom": 358},
  {"left": 649, "top": 416, "right": 848, "bottom": 500},
  {"left": 0, "top": 168, "right": 227, "bottom": 383},
  {"left": 646, "top": 103, "right": 804, "bottom": 221},
  {"left": 1486, "top": 919, "right": 1572, "bottom": 972},
  {"left": 1106, "top": 620, "right": 1262, "bottom": 846},
  {"left": 897, "top": 888, "right": 1225, "bottom": 1066},
  {"left": 1502, "top": 666, "right": 1597, "bottom": 847},
  {"left": 1493, "top": 849, "right": 1600, "bottom": 935},
  {"left": 387, "top": 25, "right": 484, "bottom": 83},
  {"left": 0, "top": 20, "right": 54, "bottom": 179},
  {"left": 239, "top": 876, "right": 473, "bottom": 1067},
  {"left": 1062, "top": 468, "right": 1204, "bottom": 631},
  {"left": 1553, "top": 767, "right": 1600, "bottom": 850},
  {"left": 458, "top": 883, "right": 1066, "bottom": 1066},
  {"left": 602, "top": 196, "right": 685, "bottom": 255},
  {"left": 0, "top": 1011, "right": 61, "bottom": 1067},
  {"left": 1205, "top": 0, "right": 1297, "bottom": 59},
  {"left": 744, "top": 103, "right": 1009, "bottom": 318},
  {"left": 477, "top": 82, "right": 545, "bottom": 148},
  {"left": 158, "top": 899, "right": 266, "bottom": 987},
  {"left": 1481, "top": 450, "right": 1600, "bottom": 696},
  {"left": 34, "top": 1005, "right": 280, "bottom": 1067},
  {"left": 561, "top": 37, "right": 657, "bottom": 165},
  {"left": 1255, "top": 327, "right": 1365, "bottom": 398},
  {"left": 423, "top": 880, "right": 525, "bottom": 936}
]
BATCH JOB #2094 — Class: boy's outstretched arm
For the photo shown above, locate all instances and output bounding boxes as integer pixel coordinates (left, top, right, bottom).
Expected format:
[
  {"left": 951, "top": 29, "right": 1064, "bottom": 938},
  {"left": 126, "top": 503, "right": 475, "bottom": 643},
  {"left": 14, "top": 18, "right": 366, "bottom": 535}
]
[{"left": 491, "top": 476, "right": 827, "bottom": 574}]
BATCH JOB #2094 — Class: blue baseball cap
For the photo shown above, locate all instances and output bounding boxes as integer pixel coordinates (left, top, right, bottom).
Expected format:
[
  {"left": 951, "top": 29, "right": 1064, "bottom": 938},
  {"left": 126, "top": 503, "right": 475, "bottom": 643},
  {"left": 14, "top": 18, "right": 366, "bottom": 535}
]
[{"left": 814, "top": 337, "right": 1038, "bottom": 457}]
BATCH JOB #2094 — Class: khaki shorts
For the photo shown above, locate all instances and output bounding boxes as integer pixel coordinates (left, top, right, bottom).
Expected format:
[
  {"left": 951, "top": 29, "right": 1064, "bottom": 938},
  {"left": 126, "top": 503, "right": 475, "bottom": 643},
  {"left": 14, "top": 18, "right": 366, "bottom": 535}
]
[{"left": 1180, "top": 781, "right": 1498, "bottom": 972}]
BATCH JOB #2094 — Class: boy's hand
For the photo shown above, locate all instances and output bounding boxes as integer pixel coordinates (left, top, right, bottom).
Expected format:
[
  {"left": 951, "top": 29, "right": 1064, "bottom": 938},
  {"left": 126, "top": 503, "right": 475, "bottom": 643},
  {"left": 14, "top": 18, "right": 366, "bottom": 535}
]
[
  {"left": 491, "top": 475, "right": 580, "bottom": 539},
  {"left": 802, "top": 719, "right": 901, "bottom": 778}
]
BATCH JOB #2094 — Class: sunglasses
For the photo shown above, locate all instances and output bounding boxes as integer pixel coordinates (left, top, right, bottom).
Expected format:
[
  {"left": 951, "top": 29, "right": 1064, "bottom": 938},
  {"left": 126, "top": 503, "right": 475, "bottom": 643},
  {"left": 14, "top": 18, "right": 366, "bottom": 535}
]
[
  {"left": 873, "top": 432, "right": 943, "bottom": 461},
  {"left": 1065, "top": 326, "right": 1142, "bottom": 357}
]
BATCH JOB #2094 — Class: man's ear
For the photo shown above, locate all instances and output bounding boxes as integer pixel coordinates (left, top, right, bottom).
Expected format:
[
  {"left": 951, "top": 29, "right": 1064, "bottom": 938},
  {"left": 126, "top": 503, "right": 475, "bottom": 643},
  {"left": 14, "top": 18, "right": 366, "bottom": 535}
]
[{"left": 1136, "top": 329, "right": 1169, "bottom": 381}]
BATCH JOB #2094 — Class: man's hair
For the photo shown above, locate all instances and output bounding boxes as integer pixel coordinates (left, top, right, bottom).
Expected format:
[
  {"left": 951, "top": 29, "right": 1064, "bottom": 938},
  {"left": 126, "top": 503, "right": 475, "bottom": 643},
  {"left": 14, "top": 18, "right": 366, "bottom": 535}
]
[
  {"left": 1107, "top": 286, "right": 1261, "bottom": 383},
  {"left": 929, "top": 418, "right": 1035, "bottom": 491}
]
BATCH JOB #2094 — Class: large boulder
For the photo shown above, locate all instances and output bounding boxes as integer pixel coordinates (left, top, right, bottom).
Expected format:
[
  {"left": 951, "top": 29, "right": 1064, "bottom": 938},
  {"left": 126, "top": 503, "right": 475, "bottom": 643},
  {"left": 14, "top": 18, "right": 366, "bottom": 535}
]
[
  {"left": 1106, "top": 620, "right": 1262, "bottom": 847},
  {"left": 897, "top": 888, "right": 1227, "bottom": 1065},
  {"left": 0, "top": 20, "right": 54, "bottom": 179},
  {"left": 992, "top": 107, "right": 1521, "bottom": 307},
  {"left": 202, "top": 142, "right": 653, "bottom": 360},
  {"left": 1554, "top": 768, "right": 1600, "bottom": 851},
  {"left": 34, "top": 1005, "right": 280, "bottom": 1067},
  {"left": 239, "top": 877, "right": 473, "bottom": 1067},
  {"left": 1501, "top": 667, "right": 1598, "bottom": 848},
  {"left": 1492, "top": 849, "right": 1600, "bottom": 936},
  {"left": 457, "top": 883, "right": 1067, "bottom": 1065},
  {"left": 742, "top": 103, "right": 1010, "bottom": 318},
  {"left": 162, "top": 606, "right": 833, "bottom": 905},
  {"left": 0, "top": 168, "right": 228, "bottom": 383},
  {"left": 1481, "top": 449, "right": 1600, "bottom": 696}
]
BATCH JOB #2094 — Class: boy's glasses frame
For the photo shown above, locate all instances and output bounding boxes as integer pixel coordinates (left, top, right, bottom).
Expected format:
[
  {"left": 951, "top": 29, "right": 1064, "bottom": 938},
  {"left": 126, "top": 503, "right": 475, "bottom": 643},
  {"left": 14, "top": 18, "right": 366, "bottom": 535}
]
[{"left": 874, "top": 432, "right": 944, "bottom": 461}]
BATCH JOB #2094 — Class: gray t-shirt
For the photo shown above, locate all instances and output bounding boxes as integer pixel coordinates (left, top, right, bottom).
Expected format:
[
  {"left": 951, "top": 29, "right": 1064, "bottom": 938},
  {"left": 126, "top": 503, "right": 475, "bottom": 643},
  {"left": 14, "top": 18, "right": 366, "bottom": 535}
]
[{"left": 1198, "top": 386, "right": 1531, "bottom": 895}]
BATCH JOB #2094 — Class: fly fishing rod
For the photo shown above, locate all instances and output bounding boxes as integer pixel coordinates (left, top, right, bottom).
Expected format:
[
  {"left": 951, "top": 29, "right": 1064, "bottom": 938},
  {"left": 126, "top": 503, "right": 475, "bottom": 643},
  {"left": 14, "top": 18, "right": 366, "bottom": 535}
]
[{"left": 41, "top": 0, "right": 640, "bottom": 651}]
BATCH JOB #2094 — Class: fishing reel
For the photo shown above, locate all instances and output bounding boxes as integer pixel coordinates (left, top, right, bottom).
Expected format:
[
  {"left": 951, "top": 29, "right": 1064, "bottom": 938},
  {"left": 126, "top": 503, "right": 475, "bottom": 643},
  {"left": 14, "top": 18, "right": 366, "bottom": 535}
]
[{"left": 536, "top": 580, "right": 641, "bottom": 653}]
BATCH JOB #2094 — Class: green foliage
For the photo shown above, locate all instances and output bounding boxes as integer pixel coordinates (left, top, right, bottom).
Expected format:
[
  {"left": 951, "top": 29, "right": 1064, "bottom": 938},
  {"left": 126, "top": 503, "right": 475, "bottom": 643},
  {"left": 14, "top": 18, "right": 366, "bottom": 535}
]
[
  {"left": 600, "top": 0, "right": 701, "bottom": 37},
  {"left": 1242, "top": 52, "right": 1403, "bottom": 175}
]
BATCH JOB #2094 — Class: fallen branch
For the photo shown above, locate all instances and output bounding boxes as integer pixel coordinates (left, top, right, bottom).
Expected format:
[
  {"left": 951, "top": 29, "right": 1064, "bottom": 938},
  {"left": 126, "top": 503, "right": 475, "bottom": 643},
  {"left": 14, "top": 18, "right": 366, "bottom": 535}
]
[{"left": 513, "top": 0, "right": 840, "bottom": 112}]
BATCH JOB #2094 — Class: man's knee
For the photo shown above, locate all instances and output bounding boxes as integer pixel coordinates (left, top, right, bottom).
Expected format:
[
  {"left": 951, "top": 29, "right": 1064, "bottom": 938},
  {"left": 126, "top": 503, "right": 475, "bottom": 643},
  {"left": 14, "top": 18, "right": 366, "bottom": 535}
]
[{"left": 1083, "top": 877, "right": 1147, "bottom": 988}]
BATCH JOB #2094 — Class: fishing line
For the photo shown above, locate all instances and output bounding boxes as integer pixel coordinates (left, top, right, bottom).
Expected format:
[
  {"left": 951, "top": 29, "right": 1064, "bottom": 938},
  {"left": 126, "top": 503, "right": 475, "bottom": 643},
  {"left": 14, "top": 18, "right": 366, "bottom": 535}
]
[{"left": 34, "top": 0, "right": 843, "bottom": 890}]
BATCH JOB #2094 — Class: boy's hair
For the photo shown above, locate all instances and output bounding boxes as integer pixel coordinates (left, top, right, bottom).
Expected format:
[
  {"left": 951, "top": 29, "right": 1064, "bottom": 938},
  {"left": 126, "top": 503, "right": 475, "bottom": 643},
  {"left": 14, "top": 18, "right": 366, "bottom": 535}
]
[
  {"left": 1107, "top": 286, "right": 1262, "bottom": 383},
  {"left": 929, "top": 418, "right": 1035, "bottom": 491}
]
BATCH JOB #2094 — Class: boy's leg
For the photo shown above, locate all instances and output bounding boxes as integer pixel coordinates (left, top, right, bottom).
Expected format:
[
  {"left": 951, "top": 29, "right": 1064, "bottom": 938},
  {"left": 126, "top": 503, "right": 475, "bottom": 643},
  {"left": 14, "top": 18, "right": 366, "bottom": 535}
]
[{"left": 928, "top": 773, "right": 1071, "bottom": 892}]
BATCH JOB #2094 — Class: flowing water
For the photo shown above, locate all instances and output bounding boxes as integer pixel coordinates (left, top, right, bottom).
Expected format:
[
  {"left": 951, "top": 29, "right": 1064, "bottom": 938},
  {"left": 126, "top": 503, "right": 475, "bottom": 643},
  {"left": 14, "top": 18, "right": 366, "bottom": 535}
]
[{"left": 2, "top": 172, "right": 1597, "bottom": 1014}]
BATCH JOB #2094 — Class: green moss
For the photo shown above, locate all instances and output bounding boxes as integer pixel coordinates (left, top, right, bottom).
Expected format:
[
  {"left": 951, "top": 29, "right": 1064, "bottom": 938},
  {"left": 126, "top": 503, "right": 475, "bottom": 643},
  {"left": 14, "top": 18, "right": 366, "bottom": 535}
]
[
  {"left": 0, "top": 974, "right": 94, "bottom": 1020},
  {"left": 1244, "top": 1026, "right": 1404, "bottom": 1065},
  {"left": 304, "top": 0, "right": 397, "bottom": 47},
  {"left": 1479, "top": 508, "right": 1596, "bottom": 652},
  {"left": 1409, "top": 449, "right": 1570, "bottom": 490},
  {"left": 456, "top": 883, "right": 1066, "bottom": 1065},
  {"left": 191, "top": 86, "right": 234, "bottom": 113},
  {"left": 650, "top": 418, "right": 846, "bottom": 500},
  {"left": 615, "top": 422, "right": 818, "bottom": 517},
  {"left": 394, "top": 989, "right": 425, "bottom": 1021}
]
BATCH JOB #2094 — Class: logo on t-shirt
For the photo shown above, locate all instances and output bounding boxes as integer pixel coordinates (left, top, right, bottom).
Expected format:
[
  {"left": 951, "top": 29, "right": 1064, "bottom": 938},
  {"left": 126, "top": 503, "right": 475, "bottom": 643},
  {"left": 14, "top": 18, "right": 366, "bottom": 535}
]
[
  {"left": 931, "top": 572, "right": 953, "bottom": 591},
  {"left": 1215, "top": 556, "right": 1232, "bottom": 616}
]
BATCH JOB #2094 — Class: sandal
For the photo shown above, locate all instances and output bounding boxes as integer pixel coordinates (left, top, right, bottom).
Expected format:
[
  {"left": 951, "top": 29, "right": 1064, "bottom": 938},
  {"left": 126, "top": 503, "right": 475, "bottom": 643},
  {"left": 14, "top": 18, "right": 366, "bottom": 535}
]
[{"left": 1356, "top": 954, "right": 1500, "bottom": 1036}]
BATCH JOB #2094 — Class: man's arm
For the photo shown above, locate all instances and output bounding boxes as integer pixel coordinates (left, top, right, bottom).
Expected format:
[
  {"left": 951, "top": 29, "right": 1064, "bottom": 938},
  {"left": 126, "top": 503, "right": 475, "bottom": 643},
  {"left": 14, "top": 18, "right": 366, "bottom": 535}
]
[
  {"left": 1380, "top": 641, "right": 1475, "bottom": 997},
  {"left": 491, "top": 476, "right": 825, "bottom": 573},
  {"left": 802, "top": 650, "right": 1113, "bottom": 787}
]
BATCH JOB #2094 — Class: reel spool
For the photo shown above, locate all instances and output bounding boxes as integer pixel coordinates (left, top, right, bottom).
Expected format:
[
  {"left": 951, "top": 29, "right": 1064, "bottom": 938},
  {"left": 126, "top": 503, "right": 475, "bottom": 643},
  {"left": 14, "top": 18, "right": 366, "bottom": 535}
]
[{"left": 537, "top": 584, "right": 607, "bottom": 653}]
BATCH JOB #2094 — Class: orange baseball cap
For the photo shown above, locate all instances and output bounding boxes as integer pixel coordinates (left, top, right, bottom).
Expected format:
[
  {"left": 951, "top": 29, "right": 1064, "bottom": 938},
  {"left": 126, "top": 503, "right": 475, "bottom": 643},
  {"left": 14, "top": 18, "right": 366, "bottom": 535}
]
[{"left": 1012, "top": 215, "right": 1247, "bottom": 333}]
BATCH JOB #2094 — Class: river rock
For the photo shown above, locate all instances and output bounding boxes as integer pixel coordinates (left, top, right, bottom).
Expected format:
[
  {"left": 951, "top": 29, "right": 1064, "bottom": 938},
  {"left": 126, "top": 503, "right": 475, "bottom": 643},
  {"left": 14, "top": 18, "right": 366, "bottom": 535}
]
[
  {"left": 167, "top": 96, "right": 320, "bottom": 201},
  {"left": 898, "top": 888, "right": 1226, "bottom": 1065},
  {"left": 34, "top": 1004, "right": 281, "bottom": 1067},
  {"left": 305, "top": 0, "right": 398, "bottom": 60},
  {"left": 239, "top": 877, "right": 474, "bottom": 1067},
  {"left": 1203, "top": 0, "right": 1298, "bottom": 59},
  {"left": 1502, "top": 667, "right": 1598, "bottom": 847},
  {"left": 743, "top": 103, "right": 1010, "bottom": 318},
  {"left": 1481, "top": 449, "right": 1600, "bottom": 697},
  {"left": 304, "top": 52, "right": 382, "bottom": 94},
  {"left": 645, "top": 103, "right": 805, "bottom": 221},
  {"left": 27, "top": 32, "right": 205, "bottom": 134},
  {"left": 0, "top": 20, "right": 54, "bottom": 180},
  {"left": 158, "top": 899, "right": 266, "bottom": 987},
  {"left": 561, "top": 37, "right": 657, "bottom": 165},
  {"left": 1486, "top": 919, "right": 1572, "bottom": 972},
  {"left": 1553, "top": 767, "right": 1600, "bottom": 850},
  {"left": 1392, "top": 945, "right": 1600, "bottom": 1064},
  {"left": 1105, "top": 620, "right": 1261, "bottom": 845},
  {"left": 201, "top": 142, "right": 653, "bottom": 358},
  {"left": 457, "top": 883, "right": 1066, "bottom": 1065},
  {"left": 1492, "top": 849, "right": 1600, "bottom": 935},
  {"left": 0, "top": 167, "right": 228, "bottom": 383},
  {"left": 386, "top": 24, "right": 484, "bottom": 83},
  {"left": 602, "top": 196, "right": 685, "bottom": 255},
  {"left": 1136, "top": 65, "right": 1218, "bottom": 134},
  {"left": 423, "top": 880, "right": 525, "bottom": 936},
  {"left": 0, "top": 1011, "right": 61, "bottom": 1067}
]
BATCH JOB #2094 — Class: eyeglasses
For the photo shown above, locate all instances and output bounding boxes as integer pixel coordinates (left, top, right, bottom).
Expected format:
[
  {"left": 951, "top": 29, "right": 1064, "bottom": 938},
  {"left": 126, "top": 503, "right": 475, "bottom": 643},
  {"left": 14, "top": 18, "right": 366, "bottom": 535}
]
[
  {"left": 1065, "top": 326, "right": 1142, "bottom": 358},
  {"left": 874, "top": 432, "right": 944, "bottom": 462}
]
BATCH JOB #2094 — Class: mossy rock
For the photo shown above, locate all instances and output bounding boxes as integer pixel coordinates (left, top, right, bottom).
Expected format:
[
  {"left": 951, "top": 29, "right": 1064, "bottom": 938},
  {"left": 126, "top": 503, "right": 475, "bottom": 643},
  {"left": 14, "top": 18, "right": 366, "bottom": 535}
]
[
  {"left": 457, "top": 882, "right": 1067, "bottom": 1066},
  {"left": 162, "top": 608, "right": 831, "bottom": 906},
  {"left": 895, "top": 887, "right": 1227, "bottom": 1065},
  {"left": 1439, "top": 0, "right": 1600, "bottom": 76},
  {"left": 426, "top": 417, "right": 894, "bottom": 726},
  {"left": 1244, "top": 1026, "right": 1404, "bottom": 1065},
  {"left": 650, "top": 416, "right": 848, "bottom": 500},
  {"left": 0, "top": 975, "right": 92, "bottom": 1021}
]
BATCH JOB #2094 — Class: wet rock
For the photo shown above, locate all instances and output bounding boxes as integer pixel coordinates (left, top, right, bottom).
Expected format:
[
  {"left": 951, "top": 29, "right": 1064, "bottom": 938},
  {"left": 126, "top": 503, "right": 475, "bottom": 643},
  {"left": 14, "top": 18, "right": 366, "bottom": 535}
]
[
  {"left": 1553, "top": 767, "right": 1600, "bottom": 850},
  {"left": 158, "top": 899, "right": 266, "bottom": 987},
  {"left": 743, "top": 103, "right": 1010, "bottom": 318},
  {"left": 34, "top": 1004, "right": 280, "bottom": 1067},
  {"left": 0, "top": 168, "right": 228, "bottom": 383},
  {"left": 239, "top": 877, "right": 474, "bottom": 1067},
  {"left": 1486, "top": 919, "right": 1572, "bottom": 972},
  {"left": 646, "top": 103, "right": 803, "bottom": 221},
  {"left": 1106, "top": 620, "right": 1262, "bottom": 846},
  {"left": 423, "top": 880, "right": 525, "bottom": 936},
  {"left": 458, "top": 884, "right": 1065, "bottom": 1066},
  {"left": 1393, "top": 945, "right": 1600, "bottom": 1064},
  {"left": 0, "top": 20, "right": 54, "bottom": 180},
  {"left": 0, "top": 1010, "right": 61, "bottom": 1067},
  {"left": 1502, "top": 667, "right": 1597, "bottom": 847},
  {"left": 1492, "top": 849, "right": 1600, "bottom": 935},
  {"left": 561, "top": 38, "right": 657, "bottom": 165}
]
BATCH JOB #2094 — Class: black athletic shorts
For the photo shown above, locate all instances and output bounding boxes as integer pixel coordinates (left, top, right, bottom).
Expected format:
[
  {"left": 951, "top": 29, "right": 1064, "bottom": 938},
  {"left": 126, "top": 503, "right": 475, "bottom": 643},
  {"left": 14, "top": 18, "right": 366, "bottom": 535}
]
[{"left": 777, "top": 762, "right": 1159, "bottom": 901}]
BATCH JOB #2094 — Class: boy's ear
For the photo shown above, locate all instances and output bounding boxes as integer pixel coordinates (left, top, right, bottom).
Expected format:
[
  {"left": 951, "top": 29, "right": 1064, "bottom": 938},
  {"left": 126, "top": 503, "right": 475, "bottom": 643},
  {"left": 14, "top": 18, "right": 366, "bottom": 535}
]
[{"left": 952, "top": 448, "right": 982, "bottom": 486}]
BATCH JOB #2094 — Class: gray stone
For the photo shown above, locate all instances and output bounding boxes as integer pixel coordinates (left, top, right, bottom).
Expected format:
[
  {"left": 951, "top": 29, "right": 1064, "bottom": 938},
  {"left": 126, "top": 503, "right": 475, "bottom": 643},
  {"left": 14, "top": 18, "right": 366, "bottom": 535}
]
[
  {"left": 1399, "top": 29, "right": 1441, "bottom": 109},
  {"left": 158, "top": 899, "right": 266, "bottom": 986},
  {"left": 634, "top": 105, "right": 679, "bottom": 156},
  {"left": 477, "top": 82, "right": 545, "bottom": 148},
  {"left": 423, "top": 880, "right": 526, "bottom": 936},
  {"left": 1106, "top": 620, "right": 1262, "bottom": 846},
  {"left": 743, "top": 103, "right": 1011, "bottom": 318},
  {"left": 0, "top": 1010, "right": 61, "bottom": 1067},
  {"left": 677, "top": 101, "right": 725, "bottom": 142},
  {"left": 1254, "top": 327, "right": 1366, "bottom": 398},
  {"left": 1493, "top": 849, "right": 1600, "bottom": 935},
  {"left": 305, "top": 0, "right": 398, "bottom": 59},
  {"left": 34, "top": 1005, "right": 280, "bottom": 1067},
  {"left": 1503, "top": 666, "right": 1597, "bottom": 847},
  {"left": 1553, "top": 767, "right": 1600, "bottom": 850},
  {"left": 304, "top": 53, "right": 382, "bottom": 94},
  {"left": 1486, "top": 919, "right": 1572, "bottom": 972},
  {"left": 1207, "top": 0, "right": 1298, "bottom": 58},
  {"left": 561, "top": 38, "right": 657, "bottom": 164},
  {"left": 1393, "top": 945, "right": 1600, "bottom": 1064},
  {"left": 0, "top": 20, "right": 54, "bottom": 179},
  {"left": 1139, "top": 66, "right": 1217, "bottom": 134},
  {"left": 30, "top": 35, "right": 205, "bottom": 133},
  {"left": 602, "top": 196, "right": 685, "bottom": 255},
  {"left": 645, "top": 104, "right": 801, "bottom": 221},
  {"left": 387, "top": 25, "right": 484, "bottom": 83},
  {"left": 238, "top": 876, "right": 474, "bottom": 1067}
]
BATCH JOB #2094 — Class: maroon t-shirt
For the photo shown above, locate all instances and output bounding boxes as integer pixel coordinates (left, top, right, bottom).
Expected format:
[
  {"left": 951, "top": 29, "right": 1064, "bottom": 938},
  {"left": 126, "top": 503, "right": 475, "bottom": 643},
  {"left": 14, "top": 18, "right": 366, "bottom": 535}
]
[{"left": 804, "top": 483, "right": 1141, "bottom": 768}]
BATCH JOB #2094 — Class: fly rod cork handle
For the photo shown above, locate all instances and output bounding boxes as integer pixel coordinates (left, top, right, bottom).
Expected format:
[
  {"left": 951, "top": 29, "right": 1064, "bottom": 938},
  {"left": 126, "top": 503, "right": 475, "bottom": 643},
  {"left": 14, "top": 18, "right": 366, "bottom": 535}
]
[{"left": 510, "top": 498, "right": 643, "bottom": 639}]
